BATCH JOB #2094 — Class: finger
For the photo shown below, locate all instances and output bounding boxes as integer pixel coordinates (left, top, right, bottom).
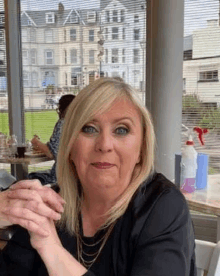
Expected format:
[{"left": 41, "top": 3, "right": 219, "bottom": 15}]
[
  {"left": 10, "top": 179, "right": 42, "bottom": 190},
  {"left": 25, "top": 200, "right": 61, "bottom": 221},
  {"left": 37, "top": 187, "right": 65, "bottom": 212},
  {"left": 8, "top": 188, "right": 65, "bottom": 214},
  {"left": 2, "top": 208, "right": 49, "bottom": 237},
  {"left": 7, "top": 189, "right": 43, "bottom": 203},
  {"left": 10, "top": 181, "right": 66, "bottom": 205}
]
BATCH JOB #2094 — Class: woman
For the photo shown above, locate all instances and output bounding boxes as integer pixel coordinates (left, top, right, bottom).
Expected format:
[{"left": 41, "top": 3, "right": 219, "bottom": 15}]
[
  {"left": 0, "top": 78, "right": 196, "bottom": 275},
  {"left": 28, "top": 94, "right": 75, "bottom": 184}
]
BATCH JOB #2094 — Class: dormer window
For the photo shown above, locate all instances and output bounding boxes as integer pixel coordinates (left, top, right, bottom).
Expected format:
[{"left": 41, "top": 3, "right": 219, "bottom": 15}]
[
  {"left": 70, "top": 13, "right": 78, "bottom": 23},
  {"left": 46, "top": 12, "right": 55, "bottom": 24},
  {"left": 87, "top": 11, "right": 96, "bottom": 23}
]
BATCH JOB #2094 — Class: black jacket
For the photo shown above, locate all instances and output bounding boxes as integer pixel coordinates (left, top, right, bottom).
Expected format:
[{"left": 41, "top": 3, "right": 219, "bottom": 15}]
[{"left": 0, "top": 173, "right": 196, "bottom": 275}]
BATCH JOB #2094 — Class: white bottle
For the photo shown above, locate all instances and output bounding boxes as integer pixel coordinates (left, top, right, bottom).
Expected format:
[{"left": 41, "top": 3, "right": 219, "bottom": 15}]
[{"left": 180, "top": 135, "right": 198, "bottom": 193}]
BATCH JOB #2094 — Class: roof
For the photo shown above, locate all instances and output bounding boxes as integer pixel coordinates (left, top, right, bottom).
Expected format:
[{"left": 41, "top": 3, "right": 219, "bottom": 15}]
[
  {"left": 184, "top": 35, "right": 193, "bottom": 51},
  {"left": 21, "top": 8, "right": 100, "bottom": 27},
  {"left": 100, "top": 0, "right": 146, "bottom": 12}
]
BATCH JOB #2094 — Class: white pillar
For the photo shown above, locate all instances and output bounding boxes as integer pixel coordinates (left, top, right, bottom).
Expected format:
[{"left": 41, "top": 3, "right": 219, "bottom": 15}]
[{"left": 146, "top": 0, "right": 184, "bottom": 181}]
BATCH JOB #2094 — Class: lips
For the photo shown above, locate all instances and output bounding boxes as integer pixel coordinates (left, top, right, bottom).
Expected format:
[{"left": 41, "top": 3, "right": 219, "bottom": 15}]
[{"left": 92, "top": 162, "right": 115, "bottom": 169}]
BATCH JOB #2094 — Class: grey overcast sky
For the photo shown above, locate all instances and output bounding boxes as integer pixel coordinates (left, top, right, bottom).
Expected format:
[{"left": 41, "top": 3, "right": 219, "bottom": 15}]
[{"left": 2, "top": 0, "right": 218, "bottom": 37}]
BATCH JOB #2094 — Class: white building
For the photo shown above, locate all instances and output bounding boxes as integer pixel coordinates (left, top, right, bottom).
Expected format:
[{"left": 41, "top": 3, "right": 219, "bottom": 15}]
[
  {"left": 100, "top": 0, "right": 146, "bottom": 91},
  {"left": 20, "top": 3, "right": 101, "bottom": 94},
  {"left": 183, "top": 19, "right": 220, "bottom": 106}
]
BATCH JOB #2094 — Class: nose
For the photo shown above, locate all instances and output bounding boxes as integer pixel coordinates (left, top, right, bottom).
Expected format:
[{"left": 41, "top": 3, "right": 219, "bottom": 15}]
[{"left": 95, "top": 131, "right": 113, "bottom": 153}]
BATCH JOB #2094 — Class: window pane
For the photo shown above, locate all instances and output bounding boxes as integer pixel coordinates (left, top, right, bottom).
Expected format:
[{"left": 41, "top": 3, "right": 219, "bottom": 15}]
[{"left": 183, "top": 1, "right": 220, "bottom": 177}]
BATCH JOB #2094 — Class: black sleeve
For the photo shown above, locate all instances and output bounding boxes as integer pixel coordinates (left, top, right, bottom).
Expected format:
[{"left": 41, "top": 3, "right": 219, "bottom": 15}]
[
  {"left": 0, "top": 227, "right": 36, "bottom": 276},
  {"left": 129, "top": 188, "right": 196, "bottom": 276}
]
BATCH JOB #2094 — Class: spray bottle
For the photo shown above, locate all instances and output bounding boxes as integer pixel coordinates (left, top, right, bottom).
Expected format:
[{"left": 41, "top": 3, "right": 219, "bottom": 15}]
[{"left": 180, "top": 134, "right": 198, "bottom": 193}]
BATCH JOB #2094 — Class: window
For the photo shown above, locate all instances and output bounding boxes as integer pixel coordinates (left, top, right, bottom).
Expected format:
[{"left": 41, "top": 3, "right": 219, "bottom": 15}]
[
  {"left": 46, "top": 12, "right": 55, "bottom": 24},
  {"left": 112, "top": 49, "right": 118, "bottom": 63},
  {"left": 30, "top": 29, "right": 36, "bottom": 42},
  {"left": 105, "top": 28, "right": 108, "bottom": 40},
  {"left": 44, "top": 71, "right": 55, "bottom": 86},
  {"left": 105, "top": 11, "right": 110, "bottom": 23},
  {"left": 122, "top": 49, "right": 126, "bottom": 63},
  {"left": 134, "top": 29, "right": 140, "bottom": 40},
  {"left": 112, "top": 27, "right": 119, "bottom": 40},
  {"left": 70, "top": 29, "right": 76, "bottom": 41},
  {"left": 64, "top": 29, "right": 66, "bottom": 42},
  {"left": 30, "top": 49, "right": 36, "bottom": 65},
  {"left": 133, "top": 49, "right": 139, "bottom": 63},
  {"left": 89, "top": 30, "right": 94, "bottom": 42},
  {"left": 0, "top": 30, "right": 4, "bottom": 44},
  {"left": 71, "top": 71, "right": 78, "bottom": 85},
  {"left": 121, "top": 10, "right": 125, "bottom": 22},
  {"left": 199, "top": 70, "right": 218, "bottom": 82},
  {"left": 89, "top": 50, "right": 95, "bottom": 64},
  {"left": 112, "top": 10, "right": 118, "bottom": 23},
  {"left": 87, "top": 11, "right": 96, "bottom": 22},
  {"left": 23, "top": 71, "right": 29, "bottom": 87},
  {"left": 122, "top": 71, "right": 126, "bottom": 80},
  {"left": 31, "top": 72, "right": 38, "bottom": 87},
  {"left": 71, "top": 49, "right": 77, "bottom": 64},
  {"left": 45, "top": 29, "right": 53, "bottom": 43},
  {"left": 45, "top": 50, "right": 53, "bottom": 65},
  {"left": 134, "top": 15, "right": 139, "bottom": 23},
  {"left": 22, "top": 50, "right": 29, "bottom": 65},
  {"left": 105, "top": 49, "right": 108, "bottom": 63},
  {"left": 122, "top": 28, "right": 126, "bottom": 40},
  {"left": 70, "top": 13, "right": 78, "bottom": 23},
  {"left": 64, "top": 50, "right": 67, "bottom": 64},
  {"left": 65, "top": 72, "right": 68, "bottom": 86}
]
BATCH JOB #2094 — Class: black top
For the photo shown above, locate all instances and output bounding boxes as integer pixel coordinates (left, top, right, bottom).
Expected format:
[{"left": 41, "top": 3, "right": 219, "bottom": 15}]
[{"left": 0, "top": 173, "right": 196, "bottom": 276}]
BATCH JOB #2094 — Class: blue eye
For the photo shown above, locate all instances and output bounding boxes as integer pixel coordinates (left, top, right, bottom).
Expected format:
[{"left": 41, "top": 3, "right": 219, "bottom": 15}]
[
  {"left": 115, "top": 127, "right": 129, "bottom": 135},
  {"left": 82, "top": 125, "right": 97, "bottom": 134}
]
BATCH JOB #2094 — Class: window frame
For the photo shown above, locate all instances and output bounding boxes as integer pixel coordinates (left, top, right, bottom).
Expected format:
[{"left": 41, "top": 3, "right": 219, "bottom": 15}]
[
  {"left": 134, "top": 29, "right": 140, "bottom": 40},
  {"left": 112, "top": 27, "right": 119, "bottom": 40},
  {"left": 133, "top": 49, "right": 140, "bottom": 64},
  {"left": 105, "top": 10, "right": 110, "bottom": 23},
  {"left": 70, "top": 49, "right": 77, "bottom": 64},
  {"left": 198, "top": 70, "right": 219, "bottom": 82},
  {"left": 22, "top": 49, "right": 29, "bottom": 65},
  {"left": 89, "top": 30, "right": 95, "bottom": 42},
  {"left": 121, "top": 10, "right": 125, "bottom": 22},
  {"left": 45, "top": 29, "right": 53, "bottom": 43},
  {"left": 112, "top": 48, "right": 119, "bottom": 64},
  {"left": 112, "top": 10, "right": 118, "bottom": 23},
  {"left": 46, "top": 12, "right": 55, "bottom": 24},
  {"left": 30, "top": 49, "right": 36, "bottom": 65},
  {"left": 45, "top": 50, "right": 54, "bottom": 65},
  {"left": 70, "top": 28, "right": 77, "bottom": 42},
  {"left": 134, "top": 15, "right": 139, "bottom": 23},
  {"left": 89, "top": 50, "right": 95, "bottom": 64}
]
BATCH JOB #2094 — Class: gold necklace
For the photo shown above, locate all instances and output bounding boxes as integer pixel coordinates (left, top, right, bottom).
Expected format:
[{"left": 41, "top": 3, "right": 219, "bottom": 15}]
[{"left": 76, "top": 222, "right": 115, "bottom": 270}]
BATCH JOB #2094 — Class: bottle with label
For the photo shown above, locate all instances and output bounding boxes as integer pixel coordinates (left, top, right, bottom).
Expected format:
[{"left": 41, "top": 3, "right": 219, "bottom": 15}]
[{"left": 180, "top": 135, "right": 198, "bottom": 193}]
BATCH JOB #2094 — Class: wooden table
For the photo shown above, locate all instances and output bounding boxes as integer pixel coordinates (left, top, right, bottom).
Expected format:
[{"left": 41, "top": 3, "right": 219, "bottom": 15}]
[
  {"left": 0, "top": 155, "right": 52, "bottom": 180},
  {"left": 182, "top": 175, "right": 220, "bottom": 240}
]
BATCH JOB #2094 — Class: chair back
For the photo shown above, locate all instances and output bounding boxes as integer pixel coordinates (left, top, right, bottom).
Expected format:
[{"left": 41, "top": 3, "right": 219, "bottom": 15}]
[{"left": 195, "top": 239, "right": 220, "bottom": 276}]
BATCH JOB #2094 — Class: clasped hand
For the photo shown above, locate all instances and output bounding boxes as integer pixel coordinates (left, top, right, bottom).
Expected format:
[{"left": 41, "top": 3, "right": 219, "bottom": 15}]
[{"left": 1, "top": 180, "right": 65, "bottom": 252}]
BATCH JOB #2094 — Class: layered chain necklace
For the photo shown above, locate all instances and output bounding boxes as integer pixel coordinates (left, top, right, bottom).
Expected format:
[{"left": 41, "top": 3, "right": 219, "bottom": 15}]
[{"left": 76, "top": 218, "right": 115, "bottom": 270}]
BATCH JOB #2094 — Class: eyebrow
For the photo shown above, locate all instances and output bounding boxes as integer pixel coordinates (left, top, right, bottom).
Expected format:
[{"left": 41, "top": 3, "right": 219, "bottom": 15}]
[{"left": 90, "top": 117, "right": 135, "bottom": 125}]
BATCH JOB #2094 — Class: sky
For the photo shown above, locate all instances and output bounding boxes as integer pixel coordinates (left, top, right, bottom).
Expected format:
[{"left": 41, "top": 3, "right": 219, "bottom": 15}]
[{"left": 0, "top": 0, "right": 218, "bottom": 37}]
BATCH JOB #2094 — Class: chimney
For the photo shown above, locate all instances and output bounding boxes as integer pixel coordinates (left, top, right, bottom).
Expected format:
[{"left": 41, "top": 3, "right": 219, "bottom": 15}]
[{"left": 58, "top": 2, "right": 64, "bottom": 13}]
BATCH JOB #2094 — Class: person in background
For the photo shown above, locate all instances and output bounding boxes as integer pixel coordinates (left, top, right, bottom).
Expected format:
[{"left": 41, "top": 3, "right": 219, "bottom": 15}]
[
  {"left": 28, "top": 94, "right": 75, "bottom": 184},
  {"left": 0, "top": 78, "right": 196, "bottom": 275}
]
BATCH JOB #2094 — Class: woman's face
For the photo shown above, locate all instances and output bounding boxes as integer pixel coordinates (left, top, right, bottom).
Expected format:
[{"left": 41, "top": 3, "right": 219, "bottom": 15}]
[{"left": 70, "top": 98, "right": 143, "bottom": 196}]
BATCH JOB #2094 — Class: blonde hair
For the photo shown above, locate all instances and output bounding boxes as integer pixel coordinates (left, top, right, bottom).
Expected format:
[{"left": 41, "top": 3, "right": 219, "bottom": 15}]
[{"left": 56, "top": 77, "right": 155, "bottom": 234}]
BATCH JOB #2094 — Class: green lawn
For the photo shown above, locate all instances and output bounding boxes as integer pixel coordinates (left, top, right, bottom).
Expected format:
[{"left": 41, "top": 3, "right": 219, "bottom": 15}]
[{"left": 0, "top": 111, "right": 58, "bottom": 142}]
